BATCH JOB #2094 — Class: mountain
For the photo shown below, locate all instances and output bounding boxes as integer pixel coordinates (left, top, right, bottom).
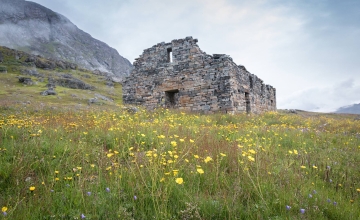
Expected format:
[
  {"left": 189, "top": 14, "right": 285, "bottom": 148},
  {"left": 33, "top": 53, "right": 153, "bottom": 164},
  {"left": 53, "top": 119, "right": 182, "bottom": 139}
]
[
  {"left": 335, "top": 103, "right": 360, "bottom": 114},
  {"left": 0, "top": 0, "right": 132, "bottom": 79}
]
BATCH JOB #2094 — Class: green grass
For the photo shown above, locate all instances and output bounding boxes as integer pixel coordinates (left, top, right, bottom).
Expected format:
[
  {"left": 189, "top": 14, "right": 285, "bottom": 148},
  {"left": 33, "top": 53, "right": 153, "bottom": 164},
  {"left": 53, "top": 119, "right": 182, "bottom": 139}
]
[
  {"left": 0, "top": 106, "right": 359, "bottom": 219},
  {"left": 0, "top": 46, "right": 122, "bottom": 109}
]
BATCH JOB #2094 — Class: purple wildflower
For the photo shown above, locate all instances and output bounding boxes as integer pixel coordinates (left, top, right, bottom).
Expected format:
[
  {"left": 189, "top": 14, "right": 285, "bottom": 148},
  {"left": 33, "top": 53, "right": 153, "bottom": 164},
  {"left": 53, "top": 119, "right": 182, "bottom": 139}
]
[
  {"left": 286, "top": 205, "right": 291, "bottom": 210},
  {"left": 106, "top": 187, "right": 110, "bottom": 192},
  {"left": 2, "top": 212, "right": 7, "bottom": 216},
  {"left": 81, "top": 213, "right": 86, "bottom": 219},
  {"left": 308, "top": 194, "right": 312, "bottom": 198},
  {"left": 300, "top": 209, "right": 305, "bottom": 214},
  {"left": 50, "top": 189, "right": 54, "bottom": 192},
  {"left": 134, "top": 195, "right": 137, "bottom": 200},
  {"left": 333, "top": 201, "right": 337, "bottom": 205},
  {"left": 87, "top": 191, "right": 91, "bottom": 196},
  {"left": 312, "top": 190, "right": 317, "bottom": 194},
  {"left": 327, "top": 198, "right": 331, "bottom": 203}
]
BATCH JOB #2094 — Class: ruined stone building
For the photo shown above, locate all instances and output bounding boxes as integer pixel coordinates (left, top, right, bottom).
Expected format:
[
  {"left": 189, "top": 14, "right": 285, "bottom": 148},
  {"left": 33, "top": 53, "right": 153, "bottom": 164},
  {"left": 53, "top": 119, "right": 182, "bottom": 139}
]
[{"left": 122, "top": 37, "right": 276, "bottom": 114}]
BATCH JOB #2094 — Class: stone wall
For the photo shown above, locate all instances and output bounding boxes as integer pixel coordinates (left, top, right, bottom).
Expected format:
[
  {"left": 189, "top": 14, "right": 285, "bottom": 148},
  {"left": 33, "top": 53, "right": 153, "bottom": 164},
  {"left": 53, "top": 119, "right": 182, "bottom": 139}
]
[{"left": 122, "top": 37, "right": 276, "bottom": 113}]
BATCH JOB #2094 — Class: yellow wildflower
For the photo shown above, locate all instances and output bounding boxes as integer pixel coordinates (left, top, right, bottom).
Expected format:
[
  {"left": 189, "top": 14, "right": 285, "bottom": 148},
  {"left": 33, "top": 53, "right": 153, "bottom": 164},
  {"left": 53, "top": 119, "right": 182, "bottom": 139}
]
[
  {"left": 247, "top": 155, "right": 255, "bottom": 162},
  {"left": 29, "top": 186, "right": 35, "bottom": 191},
  {"left": 107, "top": 153, "right": 114, "bottom": 158},
  {"left": 171, "top": 141, "right": 177, "bottom": 147},
  {"left": 220, "top": 153, "right": 226, "bottom": 157},
  {"left": 189, "top": 139, "right": 194, "bottom": 143},
  {"left": 197, "top": 168, "right": 204, "bottom": 174},
  {"left": 248, "top": 149, "right": 256, "bottom": 154},
  {"left": 2, "top": 207, "right": 8, "bottom": 212},
  {"left": 300, "top": 166, "right": 306, "bottom": 169},
  {"left": 194, "top": 155, "right": 199, "bottom": 159},
  {"left": 175, "top": 178, "right": 184, "bottom": 184},
  {"left": 204, "top": 156, "right": 213, "bottom": 163}
]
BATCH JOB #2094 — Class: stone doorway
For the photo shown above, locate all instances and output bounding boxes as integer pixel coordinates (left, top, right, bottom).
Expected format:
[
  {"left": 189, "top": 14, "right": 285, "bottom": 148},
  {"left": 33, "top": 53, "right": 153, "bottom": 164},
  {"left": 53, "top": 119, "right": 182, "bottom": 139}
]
[
  {"left": 165, "top": 89, "right": 179, "bottom": 108},
  {"left": 245, "top": 92, "right": 251, "bottom": 113}
]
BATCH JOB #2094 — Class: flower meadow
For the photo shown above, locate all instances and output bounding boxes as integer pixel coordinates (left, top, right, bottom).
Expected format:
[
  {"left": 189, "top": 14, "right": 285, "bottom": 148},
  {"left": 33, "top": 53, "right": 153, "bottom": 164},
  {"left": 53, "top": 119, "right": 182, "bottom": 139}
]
[{"left": 0, "top": 106, "right": 359, "bottom": 219}]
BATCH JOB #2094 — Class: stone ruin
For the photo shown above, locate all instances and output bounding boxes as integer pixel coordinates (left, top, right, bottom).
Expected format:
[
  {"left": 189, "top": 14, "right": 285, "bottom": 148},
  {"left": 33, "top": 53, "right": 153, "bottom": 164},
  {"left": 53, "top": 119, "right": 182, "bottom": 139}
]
[{"left": 122, "top": 37, "right": 276, "bottom": 114}]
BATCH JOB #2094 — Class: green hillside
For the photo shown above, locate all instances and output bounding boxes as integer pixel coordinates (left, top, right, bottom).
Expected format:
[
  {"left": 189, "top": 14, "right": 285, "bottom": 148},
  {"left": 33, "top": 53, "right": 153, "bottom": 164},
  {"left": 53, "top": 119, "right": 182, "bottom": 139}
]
[{"left": 0, "top": 46, "right": 122, "bottom": 110}]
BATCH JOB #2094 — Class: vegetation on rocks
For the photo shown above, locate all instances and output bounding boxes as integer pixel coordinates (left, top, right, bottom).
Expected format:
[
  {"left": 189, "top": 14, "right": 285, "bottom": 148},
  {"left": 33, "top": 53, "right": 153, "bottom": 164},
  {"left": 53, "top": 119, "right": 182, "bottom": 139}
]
[
  {"left": 0, "top": 105, "right": 359, "bottom": 219},
  {"left": 0, "top": 46, "right": 122, "bottom": 109}
]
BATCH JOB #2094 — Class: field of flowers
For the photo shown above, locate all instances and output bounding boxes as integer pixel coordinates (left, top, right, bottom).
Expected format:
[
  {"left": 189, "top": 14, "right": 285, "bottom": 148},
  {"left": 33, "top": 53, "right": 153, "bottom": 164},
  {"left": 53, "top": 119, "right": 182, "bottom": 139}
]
[{"left": 0, "top": 106, "right": 359, "bottom": 219}]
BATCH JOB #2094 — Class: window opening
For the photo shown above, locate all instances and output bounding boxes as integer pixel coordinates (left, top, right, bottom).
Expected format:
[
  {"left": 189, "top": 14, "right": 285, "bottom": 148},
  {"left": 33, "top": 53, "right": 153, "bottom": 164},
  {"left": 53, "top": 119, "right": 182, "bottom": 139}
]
[
  {"left": 167, "top": 48, "right": 173, "bottom": 63},
  {"left": 249, "top": 76, "right": 253, "bottom": 89},
  {"left": 165, "top": 89, "right": 179, "bottom": 108}
]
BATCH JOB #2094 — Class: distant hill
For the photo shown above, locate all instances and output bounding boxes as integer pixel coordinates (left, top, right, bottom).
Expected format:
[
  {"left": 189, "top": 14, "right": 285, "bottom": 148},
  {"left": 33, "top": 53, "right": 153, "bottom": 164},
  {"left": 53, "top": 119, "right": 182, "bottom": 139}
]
[
  {"left": 335, "top": 103, "right": 360, "bottom": 114},
  {"left": 0, "top": 0, "right": 133, "bottom": 79}
]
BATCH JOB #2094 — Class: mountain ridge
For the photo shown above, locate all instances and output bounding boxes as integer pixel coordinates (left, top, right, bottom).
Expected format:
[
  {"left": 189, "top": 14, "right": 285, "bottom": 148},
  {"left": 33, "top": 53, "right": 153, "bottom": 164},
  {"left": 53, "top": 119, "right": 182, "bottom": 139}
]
[
  {"left": 0, "top": 0, "right": 133, "bottom": 78},
  {"left": 335, "top": 103, "right": 360, "bottom": 114}
]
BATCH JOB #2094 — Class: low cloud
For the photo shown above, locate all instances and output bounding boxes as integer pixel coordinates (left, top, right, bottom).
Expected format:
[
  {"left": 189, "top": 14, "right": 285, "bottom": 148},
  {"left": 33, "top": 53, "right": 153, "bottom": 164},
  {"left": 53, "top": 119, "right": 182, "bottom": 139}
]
[{"left": 279, "top": 79, "right": 360, "bottom": 112}]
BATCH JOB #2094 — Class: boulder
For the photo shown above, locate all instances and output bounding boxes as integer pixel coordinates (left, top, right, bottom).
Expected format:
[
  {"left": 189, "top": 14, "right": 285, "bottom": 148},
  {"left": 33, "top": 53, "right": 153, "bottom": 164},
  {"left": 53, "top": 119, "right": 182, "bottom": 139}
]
[
  {"left": 18, "top": 77, "right": 34, "bottom": 85},
  {"left": 88, "top": 97, "right": 99, "bottom": 104},
  {"left": 21, "top": 69, "right": 43, "bottom": 77},
  {"left": 40, "top": 88, "right": 57, "bottom": 96},
  {"left": 25, "top": 56, "right": 36, "bottom": 62},
  {"left": 95, "top": 93, "right": 113, "bottom": 102},
  {"left": 35, "top": 58, "right": 56, "bottom": 70}
]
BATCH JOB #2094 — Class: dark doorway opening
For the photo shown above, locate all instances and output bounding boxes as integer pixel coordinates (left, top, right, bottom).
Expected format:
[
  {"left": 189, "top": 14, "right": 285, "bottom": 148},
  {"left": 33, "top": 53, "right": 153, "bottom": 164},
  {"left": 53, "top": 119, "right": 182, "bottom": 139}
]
[
  {"left": 245, "top": 92, "right": 251, "bottom": 113},
  {"left": 165, "top": 89, "right": 179, "bottom": 108}
]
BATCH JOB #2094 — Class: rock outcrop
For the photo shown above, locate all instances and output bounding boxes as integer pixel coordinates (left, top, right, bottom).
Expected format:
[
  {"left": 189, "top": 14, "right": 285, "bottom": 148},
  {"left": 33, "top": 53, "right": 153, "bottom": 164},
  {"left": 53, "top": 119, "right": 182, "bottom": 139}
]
[{"left": 0, "top": 0, "right": 133, "bottom": 78}]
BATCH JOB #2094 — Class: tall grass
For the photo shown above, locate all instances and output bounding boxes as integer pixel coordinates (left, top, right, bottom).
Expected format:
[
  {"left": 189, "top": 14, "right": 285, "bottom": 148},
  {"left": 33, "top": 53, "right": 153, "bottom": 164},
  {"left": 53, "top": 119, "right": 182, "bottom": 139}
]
[{"left": 0, "top": 107, "right": 359, "bottom": 219}]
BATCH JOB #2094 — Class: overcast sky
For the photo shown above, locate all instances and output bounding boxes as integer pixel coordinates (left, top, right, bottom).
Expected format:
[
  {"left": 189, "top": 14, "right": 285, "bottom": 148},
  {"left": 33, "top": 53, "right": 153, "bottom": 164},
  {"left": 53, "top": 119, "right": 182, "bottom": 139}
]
[{"left": 29, "top": 0, "right": 360, "bottom": 112}]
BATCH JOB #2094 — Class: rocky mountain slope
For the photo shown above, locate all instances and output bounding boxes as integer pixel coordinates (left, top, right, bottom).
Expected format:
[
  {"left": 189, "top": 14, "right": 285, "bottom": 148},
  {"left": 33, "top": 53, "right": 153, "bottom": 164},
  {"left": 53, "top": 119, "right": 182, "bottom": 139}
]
[
  {"left": 335, "top": 103, "right": 360, "bottom": 114},
  {"left": 0, "top": 0, "right": 133, "bottom": 79},
  {"left": 0, "top": 45, "right": 124, "bottom": 109}
]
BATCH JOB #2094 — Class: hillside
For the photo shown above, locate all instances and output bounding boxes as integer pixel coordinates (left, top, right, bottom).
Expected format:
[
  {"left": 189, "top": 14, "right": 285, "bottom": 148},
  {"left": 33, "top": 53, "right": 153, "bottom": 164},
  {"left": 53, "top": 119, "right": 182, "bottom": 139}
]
[
  {"left": 0, "top": 0, "right": 133, "bottom": 78},
  {"left": 0, "top": 45, "right": 123, "bottom": 109},
  {"left": 335, "top": 103, "right": 360, "bottom": 114}
]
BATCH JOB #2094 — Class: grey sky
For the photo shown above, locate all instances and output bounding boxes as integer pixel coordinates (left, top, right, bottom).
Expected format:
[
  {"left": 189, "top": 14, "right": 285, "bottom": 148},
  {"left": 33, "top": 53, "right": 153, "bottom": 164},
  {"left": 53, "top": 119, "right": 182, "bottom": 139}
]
[{"left": 27, "top": 0, "right": 360, "bottom": 111}]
